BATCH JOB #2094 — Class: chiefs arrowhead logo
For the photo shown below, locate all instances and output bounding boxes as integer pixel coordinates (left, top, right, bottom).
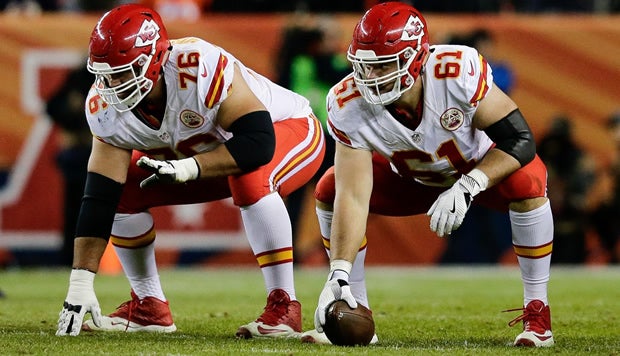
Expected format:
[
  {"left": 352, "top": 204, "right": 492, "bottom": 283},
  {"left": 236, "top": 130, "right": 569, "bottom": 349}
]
[
  {"left": 135, "top": 19, "right": 160, "bottom": 48},
  {"left": 401, "top": 15, "right": 425, "bottom": 41}
]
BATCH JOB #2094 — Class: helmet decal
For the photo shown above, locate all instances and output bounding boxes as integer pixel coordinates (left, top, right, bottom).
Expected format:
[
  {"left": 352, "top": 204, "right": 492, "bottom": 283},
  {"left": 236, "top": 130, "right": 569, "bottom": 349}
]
[
  {"left": 136, "top": 19, "right": 161, "bottom": 49},
  {"left": 401, "top": 15, "right": 425, "bottom": 43}
]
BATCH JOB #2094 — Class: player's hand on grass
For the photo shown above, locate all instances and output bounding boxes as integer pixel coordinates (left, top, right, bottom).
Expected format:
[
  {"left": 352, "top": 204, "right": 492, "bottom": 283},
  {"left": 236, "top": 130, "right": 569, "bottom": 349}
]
[
  {"left": 56, "top": 269, "right": 102, "bottom": 336},
  {"left": 314, "top": 269, "right": 357, "bottom": 332},
  {"left": 137, "top": 156, "right": 200, "bottom": 188},
  {"left": 427, "top": 169, "right": 488, "bottom": 237}
]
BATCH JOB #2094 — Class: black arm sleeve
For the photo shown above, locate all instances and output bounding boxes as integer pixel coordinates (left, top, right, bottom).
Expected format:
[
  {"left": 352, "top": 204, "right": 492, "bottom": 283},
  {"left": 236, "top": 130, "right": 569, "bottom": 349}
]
[
  {"left": 224, "top": 110, "right": 276, "bottom": 172},
  {"left": 74, "top": 172, "right": 123, "bottom": 240},
  {"left": 484, "top": 109, "right": 536, "bottom": 167}
]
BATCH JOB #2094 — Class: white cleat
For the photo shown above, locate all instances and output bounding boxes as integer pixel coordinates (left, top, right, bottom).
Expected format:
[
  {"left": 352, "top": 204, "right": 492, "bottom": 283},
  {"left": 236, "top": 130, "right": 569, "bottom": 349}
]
[{"left": 83, "top": 316, "right": 177, "bottom": 333}]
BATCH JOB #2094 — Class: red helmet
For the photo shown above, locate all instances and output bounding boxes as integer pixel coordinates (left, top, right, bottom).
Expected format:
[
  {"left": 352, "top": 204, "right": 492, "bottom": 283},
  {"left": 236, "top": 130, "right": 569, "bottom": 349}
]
[
  {"left": 87, "top": 4, "right": 170, "bottom": 112},
  {"left": 348, "top": 2, "right": 430, "bottom": 105}
]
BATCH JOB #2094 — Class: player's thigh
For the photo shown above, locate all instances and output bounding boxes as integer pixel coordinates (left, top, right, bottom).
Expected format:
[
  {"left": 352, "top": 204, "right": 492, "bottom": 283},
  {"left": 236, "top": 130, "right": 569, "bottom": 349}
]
[
  {"left": 368, "top": 154, "right": 442, "bottom": 216},
  {"left": 229, "top": 115, "right": 325, "bottom": 206},
  {"left": 117, "top": 151, "right": 231, "bottom": 213},
  {"left": 476, "top": 154, "right": 548, "bottom": 211}
]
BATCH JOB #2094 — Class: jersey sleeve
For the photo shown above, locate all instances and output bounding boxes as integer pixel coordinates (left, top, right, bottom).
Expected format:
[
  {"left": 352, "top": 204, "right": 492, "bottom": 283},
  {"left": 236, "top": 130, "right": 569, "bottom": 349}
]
[
  {"left": 84, "top": 86, "right": 111, "bottom": 141},
  {"left": 325, "top": 76, "right": 372, "bottom": 151},
  {"left": 460, "top": 46, "right": 494, "bottom": 106},
  {"left": 191, "top": 39, "right": 234, "bottom": 109}
]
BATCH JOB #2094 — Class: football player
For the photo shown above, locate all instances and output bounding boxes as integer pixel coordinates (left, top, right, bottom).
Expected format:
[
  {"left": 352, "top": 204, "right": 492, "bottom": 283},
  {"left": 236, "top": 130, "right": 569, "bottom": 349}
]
[
  {"left": 56, "top": 4, "right": 325, "bottom": 338},
  {"left": 305, "top": 2, "right": 554, "bottom": 347}
]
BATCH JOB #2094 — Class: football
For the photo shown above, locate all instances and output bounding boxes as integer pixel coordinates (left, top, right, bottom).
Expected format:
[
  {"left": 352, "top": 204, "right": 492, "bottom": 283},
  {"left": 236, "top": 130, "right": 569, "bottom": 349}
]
[{"left": 323, "top": 300, "right": 375, "bottom": 346}]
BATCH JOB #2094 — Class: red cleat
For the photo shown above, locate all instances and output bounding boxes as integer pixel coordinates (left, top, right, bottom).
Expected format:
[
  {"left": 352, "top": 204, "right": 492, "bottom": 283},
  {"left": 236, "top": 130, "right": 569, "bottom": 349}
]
[
  {"left": 505, "top": 299, "right": 554, "bottom": 347},
  {"left": 82, "top": 290, "right": 176, "bottom": 333},
  {"left": 235, "top": 289, "right": 301, "bottom": 339}
]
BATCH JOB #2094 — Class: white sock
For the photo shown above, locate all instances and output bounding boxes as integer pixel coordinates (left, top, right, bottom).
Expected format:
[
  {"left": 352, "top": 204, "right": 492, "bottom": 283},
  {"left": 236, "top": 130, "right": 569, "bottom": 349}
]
[
  {"left": 316, "top": 205, "right": 369, "bottom": 308},
  {"left": 241, "top": 193, "right": 296, "bottom": 300},
  {"left": 112, "top": 212, "right": 165, "bottom": 301},
  {"left": 510, "top": 200, "right": 553, "bottom": 306}
]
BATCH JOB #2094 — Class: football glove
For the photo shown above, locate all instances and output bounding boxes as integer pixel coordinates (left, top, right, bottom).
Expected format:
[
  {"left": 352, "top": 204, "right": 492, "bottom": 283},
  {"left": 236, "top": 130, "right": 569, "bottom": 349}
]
[
  {"left": 56, "top": 269, "right": 102, "bottom": 336},
  {"left": 427, "top": 168, "right": 489, "bottom": 237},
  {"left": 137, "top": 156, "right": 200, "bottom": 188},
  {"left": 314, "top": 260, "right": 357, "bottom": 332}
]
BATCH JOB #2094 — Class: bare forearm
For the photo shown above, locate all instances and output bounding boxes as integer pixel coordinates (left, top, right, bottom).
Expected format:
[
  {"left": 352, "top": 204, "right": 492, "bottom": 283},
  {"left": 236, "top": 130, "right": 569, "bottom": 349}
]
[
  {"left": 330, "top": 198, "right": 369, "bottom": 263},
  {"left": 72, "top": 237, "right": 108, "bottom": 273},
  {"left": 475, "top": 148, "right": 521, "bottom": 187},
  {"left": 193, "top": 144, "right": 243, "bottom": 178}
]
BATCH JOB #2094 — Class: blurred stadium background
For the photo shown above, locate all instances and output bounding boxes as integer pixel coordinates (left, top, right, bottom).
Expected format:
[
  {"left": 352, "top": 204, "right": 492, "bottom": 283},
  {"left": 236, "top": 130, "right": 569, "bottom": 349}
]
[{"left": 0, "top": 0, "right": 618, "bottom": 268}]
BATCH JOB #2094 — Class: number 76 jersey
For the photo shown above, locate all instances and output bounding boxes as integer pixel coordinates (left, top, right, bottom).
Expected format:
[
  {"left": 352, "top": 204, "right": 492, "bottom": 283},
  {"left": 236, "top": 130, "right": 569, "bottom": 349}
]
[
  {"left": 326, "top": 44, "right": 495, "bottom": 188},
  {"left": 85, "top": 37, "right": 312, "bottom": 160}
]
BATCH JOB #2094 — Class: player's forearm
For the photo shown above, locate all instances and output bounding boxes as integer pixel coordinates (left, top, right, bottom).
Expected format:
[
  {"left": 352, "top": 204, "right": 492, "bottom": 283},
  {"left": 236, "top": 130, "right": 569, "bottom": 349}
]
[
  {"left": 194, "top": 110, "right": 275, "bottom": 177},
  {"left": 192, "top": 145, "right": 244, "bottom": 178},
  {"left": 72, "top": 237, "right": 109, "bottom": 273},
  {"left": 330, "top": 201, "right": 369, "bottom": 263},
  {"left": 474, "top": 148, "right": 520, "bottom": 188}
]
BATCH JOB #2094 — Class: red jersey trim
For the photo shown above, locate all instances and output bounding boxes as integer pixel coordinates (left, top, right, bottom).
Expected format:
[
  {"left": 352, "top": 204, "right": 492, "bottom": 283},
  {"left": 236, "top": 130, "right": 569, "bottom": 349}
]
[
  {"left": 328, "top": 118, "right": 352, "bottom": 146},
  {"left": 204, "top": 54, "right": 228, "bottom": 108},
  {"left": 470, "top": 54, "right": 490, "bottom": 105}
]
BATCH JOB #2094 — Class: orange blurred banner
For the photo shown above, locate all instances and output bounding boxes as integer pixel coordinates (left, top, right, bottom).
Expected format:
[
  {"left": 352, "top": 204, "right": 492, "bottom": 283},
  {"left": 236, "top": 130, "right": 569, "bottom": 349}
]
[{"left": 0, "top": 13, "right": 618, "bottom": 265}]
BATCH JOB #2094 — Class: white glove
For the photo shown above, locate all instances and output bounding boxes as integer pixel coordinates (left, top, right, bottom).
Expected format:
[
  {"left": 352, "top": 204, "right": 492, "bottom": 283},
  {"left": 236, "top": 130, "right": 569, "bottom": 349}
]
[
  {"left": 56, "top": 269, "right": 102, "bottom": 336},
  {"left": 314, "top": 260, "right": 357, "bottom": 332},
  {"left": 427, "top": 168, "right": 489, "bottom": 237},
  {"left": 137, "top": 156, "right": 200, "bottom": 188}
]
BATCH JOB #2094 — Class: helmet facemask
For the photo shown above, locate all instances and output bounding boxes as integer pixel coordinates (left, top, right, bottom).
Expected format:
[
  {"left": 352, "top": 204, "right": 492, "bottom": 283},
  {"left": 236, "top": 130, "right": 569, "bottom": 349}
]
[
  {"left": 88, "top": 53, "right": 154, "bottom": 112},
  {"left": 348, "top": 46, "right": 417, "bottom": 105}
]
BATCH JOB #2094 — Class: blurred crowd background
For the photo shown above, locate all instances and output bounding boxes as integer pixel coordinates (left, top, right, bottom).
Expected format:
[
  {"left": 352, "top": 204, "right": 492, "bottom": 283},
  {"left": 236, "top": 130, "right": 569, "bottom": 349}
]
[
  {"left": 1, "top": 0, "right": 620, "bottom": 14},
  {"left": 0, "top": 0, "right": 618, "bottom": 268}
]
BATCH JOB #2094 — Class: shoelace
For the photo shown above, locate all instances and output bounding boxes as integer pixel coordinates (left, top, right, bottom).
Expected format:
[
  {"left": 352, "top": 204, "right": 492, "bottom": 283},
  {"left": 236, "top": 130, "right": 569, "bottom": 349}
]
[
  {"left": 258, "top": 296, "right": 287, "bottom": 324},
  {"left": 503, "top": 306, "right": 528, "bottom": 327},
  {"left": 115, "top": 297, "right": 139, "bottom": 331}
]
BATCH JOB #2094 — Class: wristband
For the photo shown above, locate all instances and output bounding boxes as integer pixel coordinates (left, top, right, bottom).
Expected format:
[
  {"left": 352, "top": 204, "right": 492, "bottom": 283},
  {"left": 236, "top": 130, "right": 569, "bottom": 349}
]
[
  {"left": 329, "top": 259, "right": 352, "bottom": 281},
  {"left": 67, "top": 268, "right": 96, "bottom": 299},
  {"left": 70, "top": 268, "right": 96, "bottom": 282},
  {"left": 461, "top": 168, "right": 489, "bottom": 196}
]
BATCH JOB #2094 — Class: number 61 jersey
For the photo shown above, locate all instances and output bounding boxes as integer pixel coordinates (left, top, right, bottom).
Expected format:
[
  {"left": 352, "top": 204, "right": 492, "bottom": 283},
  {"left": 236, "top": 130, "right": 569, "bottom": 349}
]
[
  {"left": 326, "top": 44, "right": 495, "bottom": 188},
  {"left": 85, "top": 37, "right": 312, "bottom": 160}
]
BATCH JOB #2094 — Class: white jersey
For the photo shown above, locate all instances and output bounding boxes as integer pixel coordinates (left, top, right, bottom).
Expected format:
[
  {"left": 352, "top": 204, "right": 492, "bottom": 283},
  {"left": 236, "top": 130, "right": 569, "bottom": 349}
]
[
  {"left": 326, "top": 44, "right": 494, "bottom": 187},
  {"left": 85, "top": 37, "right": 312, "bottom": 159}
]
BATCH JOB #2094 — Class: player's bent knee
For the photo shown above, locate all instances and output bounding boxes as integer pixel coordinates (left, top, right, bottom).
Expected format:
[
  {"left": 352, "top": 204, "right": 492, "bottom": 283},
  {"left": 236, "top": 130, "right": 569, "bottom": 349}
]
[
  {"left": 509, "top": 196, "right": 548, "bottom": 213},
  {"left": 314, "top": 166, "right": 336, "bottom": 205},
  {"left": 110, "top": 212, "right": 156, "bottom": 248}
]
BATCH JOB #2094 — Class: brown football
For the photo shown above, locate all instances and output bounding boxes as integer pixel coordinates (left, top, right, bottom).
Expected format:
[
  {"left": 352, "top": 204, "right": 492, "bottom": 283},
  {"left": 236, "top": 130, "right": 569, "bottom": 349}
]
[{"left": 323, "top": 300, "right": 375, "bottom": 346}]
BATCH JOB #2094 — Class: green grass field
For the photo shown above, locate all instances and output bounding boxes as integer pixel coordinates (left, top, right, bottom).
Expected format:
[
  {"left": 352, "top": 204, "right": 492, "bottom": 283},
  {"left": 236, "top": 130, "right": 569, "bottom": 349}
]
[{"left": 1, "top": 266, "right": 619, "bottom": 355}]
